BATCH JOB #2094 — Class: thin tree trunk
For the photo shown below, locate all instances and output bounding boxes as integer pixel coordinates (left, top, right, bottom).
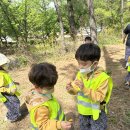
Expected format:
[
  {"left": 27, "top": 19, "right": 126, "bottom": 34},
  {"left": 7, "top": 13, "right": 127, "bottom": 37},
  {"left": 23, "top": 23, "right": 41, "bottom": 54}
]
[
  {"left": 0, "top": 0, "right": 18, "bottom": 42},
  {"left": 121, "top": 0, "right": 124, "bottom": 38},
  {"left": 67, "top": 0, "right": 77, "bottom": 40},
  {"left": 53, "top": 0, "right": 67, "bottom": 52},
  {"left": 86, "top": 0, "right": 98, "bottom": 44},
  {"left": 24, "top": 0, "right": 28, "bottom": 43}
]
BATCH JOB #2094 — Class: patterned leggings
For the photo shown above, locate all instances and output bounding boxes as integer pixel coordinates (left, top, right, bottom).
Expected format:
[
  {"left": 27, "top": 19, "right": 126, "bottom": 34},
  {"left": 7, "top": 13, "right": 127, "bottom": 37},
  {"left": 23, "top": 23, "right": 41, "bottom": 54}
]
[
  {"left": 3, "top": 93, "right": 21, "bottom": 121},
  {"left": 79, "top": 111, "right": 107, "bottom": 130}
]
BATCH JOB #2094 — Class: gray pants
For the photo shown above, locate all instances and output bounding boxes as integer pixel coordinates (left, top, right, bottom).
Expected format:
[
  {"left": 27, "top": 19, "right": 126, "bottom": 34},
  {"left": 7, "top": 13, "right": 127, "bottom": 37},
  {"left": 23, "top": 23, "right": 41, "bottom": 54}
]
[
  {"left": 3, "top": 93, "right": 21, "bottom": 121},
  {"left": 79, "top": 111, "right": 107, "bottom": 130},
  {"left": 125, "top": 46, "right": 130, "bottom": 62}
]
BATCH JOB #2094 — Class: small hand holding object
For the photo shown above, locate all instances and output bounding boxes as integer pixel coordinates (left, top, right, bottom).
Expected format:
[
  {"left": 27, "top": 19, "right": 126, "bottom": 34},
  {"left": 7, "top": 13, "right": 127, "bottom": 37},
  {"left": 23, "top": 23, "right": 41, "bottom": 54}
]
[
  {"left": 73, "top": 79, "right": 84, "bottom": 90},
  {"left": 66, "top": 81, "right": 73, "bottom": 91},
  {"left": 61, "top": 121, "right": 73, "bottom": 130}
]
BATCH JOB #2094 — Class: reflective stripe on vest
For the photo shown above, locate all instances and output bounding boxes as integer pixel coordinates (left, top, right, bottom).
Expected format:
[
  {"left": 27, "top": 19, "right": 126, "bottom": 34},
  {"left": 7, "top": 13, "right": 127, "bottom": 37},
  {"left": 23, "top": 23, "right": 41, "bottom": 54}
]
[
  {"left": 55, "top": 105, "right": 65, "bottom": 120},
  {"left": 78, "top": 91, "right": 88, "bottom": 98},
  {"left": 76, "top": 71, "right": 113, "bottom": 120},
  {"left": 78, "top": 100, "right": 99, "bottom": 110},
  {"left": 5, "top": 82, "right": 14, "bottom": 88},
  {"left": 5, "top": 81, "right": 20, "bottom": 96}
]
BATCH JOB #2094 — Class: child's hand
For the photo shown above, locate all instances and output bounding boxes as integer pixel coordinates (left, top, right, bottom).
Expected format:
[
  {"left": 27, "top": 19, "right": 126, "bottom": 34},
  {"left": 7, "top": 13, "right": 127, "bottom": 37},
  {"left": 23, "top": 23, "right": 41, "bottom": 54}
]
[
  {"left": 73, "top": 79, "right": 84, "bottom": 89},
  {"left": 61, "top": 121, "right": 72, "bottom": 130},
  {"left": 66, "top": 81, "right": 73, "bottom": 91}
]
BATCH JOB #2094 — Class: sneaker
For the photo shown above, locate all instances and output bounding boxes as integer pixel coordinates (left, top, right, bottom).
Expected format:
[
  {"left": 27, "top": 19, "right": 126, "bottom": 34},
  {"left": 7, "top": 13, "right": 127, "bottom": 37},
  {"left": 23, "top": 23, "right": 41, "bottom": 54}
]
[
  {"left": 125, "top": 82, "right": 129, "bottom": 86},
  {"left": 125, "top": 66, "right": 128, "bottom": 69},
  {"left": 125, "top": 85, "right": 130, "bottom": 90},
  {"left": 10, "top": 114, "right": 22, "bottom": 123},
  {"left": 10, "top": 118, "right": 20, "bottom": 123}
]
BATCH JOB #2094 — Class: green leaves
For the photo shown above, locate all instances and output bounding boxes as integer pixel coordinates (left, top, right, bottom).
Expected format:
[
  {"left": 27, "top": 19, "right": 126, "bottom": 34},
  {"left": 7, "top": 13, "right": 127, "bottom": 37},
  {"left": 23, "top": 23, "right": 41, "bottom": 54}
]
[{"left": 0, "top": 0, "right": 130, "bottom": 46}]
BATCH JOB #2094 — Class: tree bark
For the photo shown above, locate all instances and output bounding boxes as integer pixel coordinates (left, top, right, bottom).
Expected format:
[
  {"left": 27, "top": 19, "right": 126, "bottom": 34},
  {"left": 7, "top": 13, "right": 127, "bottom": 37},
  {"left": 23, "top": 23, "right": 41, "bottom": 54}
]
[
  {"left": 86, "top": 0, "right": 98, "bottom": 44},
  {"left": 0, "top": 0, "right": 18, "bottom": 42},
  {"left": 24, "top": 0, "right": 28, "bottom": 43},
  {"left": 53, "top": 0, "right": 67, "bottom": 52},
  {"left": 121, "top": 0, "right": 124, "bottom": 38},
  {"left": 67, "top": 0, "right": 77, "bottom": 40}
]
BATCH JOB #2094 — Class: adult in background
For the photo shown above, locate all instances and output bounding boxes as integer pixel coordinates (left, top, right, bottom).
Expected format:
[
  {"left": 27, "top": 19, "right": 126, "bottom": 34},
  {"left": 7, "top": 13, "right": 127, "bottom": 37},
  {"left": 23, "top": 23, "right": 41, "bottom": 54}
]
[{"left": 123, "top": 24, "right": 130, "bottom": 68}]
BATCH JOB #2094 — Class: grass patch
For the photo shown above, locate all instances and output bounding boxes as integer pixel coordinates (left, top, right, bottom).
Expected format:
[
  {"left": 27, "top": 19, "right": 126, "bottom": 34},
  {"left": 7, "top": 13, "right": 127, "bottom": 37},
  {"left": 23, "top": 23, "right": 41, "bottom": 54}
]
[{"left": 98, "top": 28, "right": 122, "bottom": 45}]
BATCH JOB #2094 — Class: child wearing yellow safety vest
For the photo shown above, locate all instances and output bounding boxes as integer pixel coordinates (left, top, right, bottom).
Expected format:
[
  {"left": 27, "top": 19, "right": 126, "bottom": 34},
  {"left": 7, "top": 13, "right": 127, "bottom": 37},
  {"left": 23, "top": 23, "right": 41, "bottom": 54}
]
[
  {"left": 66, "top": 43, "right": 113, "bottom": 130},
  {"left": 125, "top": 56, "right": 130, "bottom": 88},
  {"left": 0, "top": 53, "right": 21, "bottom": 122},
  {"left": 25, "top": 62, "right": 72, "bottom": 130}
]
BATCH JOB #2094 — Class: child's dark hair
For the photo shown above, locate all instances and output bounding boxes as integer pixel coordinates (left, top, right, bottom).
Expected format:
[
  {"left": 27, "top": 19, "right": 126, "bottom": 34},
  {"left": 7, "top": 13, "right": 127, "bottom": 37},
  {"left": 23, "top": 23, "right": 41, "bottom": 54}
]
[
  {"left": 28, "top": 62, "right": 58, "bottom": 89},
  {"left": 85, "top": 36, "right": 92, "bottom": 42},
  {"left": 75, "top": 43, "right": 101, "bottom": 62}
]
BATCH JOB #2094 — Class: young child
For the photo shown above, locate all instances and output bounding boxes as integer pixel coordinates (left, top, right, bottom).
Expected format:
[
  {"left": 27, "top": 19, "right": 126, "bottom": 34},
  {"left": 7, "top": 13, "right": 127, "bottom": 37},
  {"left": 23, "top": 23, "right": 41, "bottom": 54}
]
[
  {"left": 84, "top": 36, "right": 92, "bottom": 44},
  {"left": 66, "top": 43, "right": 113, "bottom": 130},
  {"left": 25, "top": 62, "right": 72, "bottom": 130},
  {"left": 125, "top": 56, "right": 130, "bottom": 88},
  {"left": 0, "top": 53, "right": 21, "bottom": 122}
]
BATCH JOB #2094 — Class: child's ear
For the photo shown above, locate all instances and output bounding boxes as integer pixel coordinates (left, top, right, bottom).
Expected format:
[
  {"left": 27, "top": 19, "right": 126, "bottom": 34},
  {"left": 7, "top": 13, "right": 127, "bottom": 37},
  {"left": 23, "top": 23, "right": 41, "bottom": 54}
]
[{"left": 94, "top": 61, "right": 98, "bottom": 67}]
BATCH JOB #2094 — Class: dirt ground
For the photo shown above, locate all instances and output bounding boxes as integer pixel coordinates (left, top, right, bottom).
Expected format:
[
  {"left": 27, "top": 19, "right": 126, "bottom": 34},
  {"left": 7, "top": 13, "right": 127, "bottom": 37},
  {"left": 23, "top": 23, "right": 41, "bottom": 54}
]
[{"left": 0, "top": 45, "right": 130, "bottom": 130}]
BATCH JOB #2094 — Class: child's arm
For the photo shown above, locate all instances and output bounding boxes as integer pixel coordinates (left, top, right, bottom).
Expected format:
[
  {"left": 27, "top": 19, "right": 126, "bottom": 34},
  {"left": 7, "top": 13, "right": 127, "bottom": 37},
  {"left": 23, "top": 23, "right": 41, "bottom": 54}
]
[
  {"left": 66, "top": 81, "right": 79, "bottom": 95},
  {"left": 35, "top": 106, "right": 72, "bottom": 130},
  {"left": 82, "top": 79, "right": 109, "bottom": 102},
  {"left": 0, "top": 75, "right": 17, "bottom": 94},
  {"left": 0, "top": 76, "right": 10, "bottom": 93}
]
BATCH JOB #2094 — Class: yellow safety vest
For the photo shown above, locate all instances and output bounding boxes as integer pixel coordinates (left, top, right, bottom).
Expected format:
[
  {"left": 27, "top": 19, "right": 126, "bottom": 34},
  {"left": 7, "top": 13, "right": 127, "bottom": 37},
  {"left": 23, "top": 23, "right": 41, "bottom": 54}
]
[
  {"left": 29, "top": 94, "right": 65, "bottom": 130},
  {"left": 0, "top": 70, "right": 20, "bottom": 102},
  {"left": 127, "top": 62, "right": 130, "bottom": 72},
  {"left": 76, "top": 71, "right": 113, "bottom": 120}
]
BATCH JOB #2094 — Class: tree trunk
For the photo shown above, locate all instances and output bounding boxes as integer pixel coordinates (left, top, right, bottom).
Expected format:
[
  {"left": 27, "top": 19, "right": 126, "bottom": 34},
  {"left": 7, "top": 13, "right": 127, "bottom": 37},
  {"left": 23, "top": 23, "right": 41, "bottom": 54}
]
[
  {"left": 67, "top": 0, "right": 77, "bottom": 40},
  {"left": 86, "top": 0, "right": 98, "bottom": 44},
  {"left": 0, "top": 0, "right": 18, "bottom": 42},
  {"left": 121, "top": 0, "right": 124, "bottom": 38},
  {"left": 24, "top": 0, "right": 28, "bottom": 43},
  {"left": 53, "top": 0, "right": 67, "bottom": 52}
]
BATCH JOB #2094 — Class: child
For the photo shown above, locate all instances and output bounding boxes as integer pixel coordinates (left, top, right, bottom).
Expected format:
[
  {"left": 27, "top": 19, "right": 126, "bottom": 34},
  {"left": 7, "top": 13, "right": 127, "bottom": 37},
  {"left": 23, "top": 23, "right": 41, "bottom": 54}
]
[
  {"left": 0, "top": 53, "right": 21, "bottom": 122},
  {"left": 66, "top": 43, "right": 113, "bottom": 130},
  {"left": 84, "top": 36, "right": 92, "bottom": 44},
  {"left": 25, "top": 62, "right": 72, "bottom": 130},
  {"left": 125, "top": 56, "right": 130, "bottom": 88}
]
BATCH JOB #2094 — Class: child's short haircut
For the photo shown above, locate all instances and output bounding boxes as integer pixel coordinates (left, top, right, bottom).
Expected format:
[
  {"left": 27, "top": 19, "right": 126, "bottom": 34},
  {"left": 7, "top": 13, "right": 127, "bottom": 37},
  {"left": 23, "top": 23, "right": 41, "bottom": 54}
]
[
  {"left": 28, "top": 62, "right": 58, "bottom": 88},
  {"left": 75, "top": 43, "right": 101, "bottom": 62},
  {"left": 85, "top": 36, "right": 92, "bottom": 42}
]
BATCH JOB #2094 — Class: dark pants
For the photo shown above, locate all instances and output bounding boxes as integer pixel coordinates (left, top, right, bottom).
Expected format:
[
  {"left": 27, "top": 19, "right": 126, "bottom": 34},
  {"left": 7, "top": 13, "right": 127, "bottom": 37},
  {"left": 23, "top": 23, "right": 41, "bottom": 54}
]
[
  {"left": 125, "top": 46, "right": 130, "bottom": 62},
  {"left": 79, "top": 111, "right": 107, "bottom": 130},
  {"left": 3, "top": 93, "right": 21, "bottom": 121}
]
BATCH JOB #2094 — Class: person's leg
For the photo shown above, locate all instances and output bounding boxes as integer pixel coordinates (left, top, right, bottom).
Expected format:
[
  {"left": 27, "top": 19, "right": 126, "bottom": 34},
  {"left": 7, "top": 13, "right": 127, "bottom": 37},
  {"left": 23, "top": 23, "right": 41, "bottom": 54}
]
[
  {"left": 125, "top": 46, "right": 130, "bottom": 68},
  {"left": 79, "top": 114, "right": 91, "bottom": 130},
  {"left": 125, "top": 46, "right": 129, "bottom": 63},
  {"left": 124, "top": 73, "right": 130, "bottom": 89},
  {"left": 91, "top": 111, "right": 107, "bottom": 130},
  {"left": 3, "top": 94, "right": 21, "bottom": 121}
]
